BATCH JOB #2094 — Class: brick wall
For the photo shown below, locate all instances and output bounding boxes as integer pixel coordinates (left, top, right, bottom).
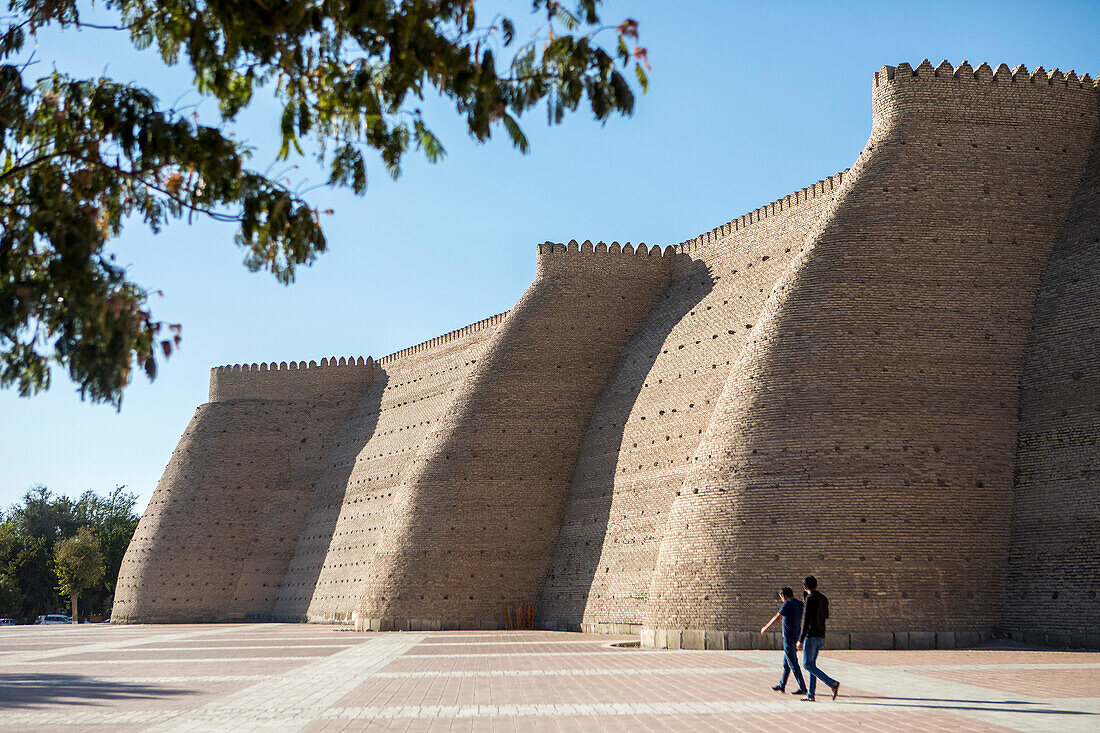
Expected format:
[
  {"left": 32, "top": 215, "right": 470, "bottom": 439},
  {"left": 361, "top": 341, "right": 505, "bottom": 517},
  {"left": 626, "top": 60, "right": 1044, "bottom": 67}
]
[
  {"left": 642, "top": 61, "right": 1099, "bottom": 648},
  {"left": 355, "top": 242, "right": 672, "bottom": 630},
  {"left": 1005, "top": 107, "right": 1100, "bottom": 648},
  {"left": 113, "top": 360, "right": 374, "bottom": 622},
  {"left": 116, "top": 61, "right": 1099, "bottom": 648},
  {"left": 537, "top": 176, "right": 847, "bottom": 633},
  {"left": 271, "top": 316, "right": 505, "bottom": 622}
]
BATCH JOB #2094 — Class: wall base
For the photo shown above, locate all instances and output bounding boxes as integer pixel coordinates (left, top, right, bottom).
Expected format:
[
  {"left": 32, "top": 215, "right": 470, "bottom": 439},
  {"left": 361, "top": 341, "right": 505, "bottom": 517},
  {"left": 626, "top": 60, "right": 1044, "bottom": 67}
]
[
  {"left": 354, "top": 617, "right": 507, "bottom": 632},
  {"left": 640, "top": 628, "right": 1001, "bottom": 650},
  {"left": 1003, "top": 630, "right": 1100, "bottom": 651}
]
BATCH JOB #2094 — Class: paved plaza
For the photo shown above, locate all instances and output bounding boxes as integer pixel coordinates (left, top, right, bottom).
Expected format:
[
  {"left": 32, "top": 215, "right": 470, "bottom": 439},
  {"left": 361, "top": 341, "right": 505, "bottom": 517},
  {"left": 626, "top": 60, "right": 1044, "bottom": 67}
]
[{"left": 0, "top": 624, "right": 1096, "bottom": 731}]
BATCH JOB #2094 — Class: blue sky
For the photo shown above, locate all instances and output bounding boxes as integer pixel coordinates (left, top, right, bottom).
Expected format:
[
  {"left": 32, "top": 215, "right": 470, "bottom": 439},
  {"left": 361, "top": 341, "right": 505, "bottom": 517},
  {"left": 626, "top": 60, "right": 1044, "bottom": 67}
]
[{"left": 2, "top": 0, "right": 1098, "bottom": 510}]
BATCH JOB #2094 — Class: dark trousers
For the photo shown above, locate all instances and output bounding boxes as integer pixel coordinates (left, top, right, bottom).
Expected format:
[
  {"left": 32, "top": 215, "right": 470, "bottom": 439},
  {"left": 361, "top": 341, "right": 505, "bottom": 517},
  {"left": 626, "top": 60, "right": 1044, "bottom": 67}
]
[
  {"left": 779, "top": 638, "right": 806, "bottom": 690},
  {"left": 802, "top": 635, "right": 838, "bottom": 697}
]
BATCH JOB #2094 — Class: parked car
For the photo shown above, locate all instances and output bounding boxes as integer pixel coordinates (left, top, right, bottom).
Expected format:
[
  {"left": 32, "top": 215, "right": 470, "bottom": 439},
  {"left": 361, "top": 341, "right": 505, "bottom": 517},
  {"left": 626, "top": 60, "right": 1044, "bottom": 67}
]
[
  {"left": 34, "top": 614, "right": 72, "bottom": 624},
  {"left": 0, "top": 618, "right": 16, "bottom": 626}
]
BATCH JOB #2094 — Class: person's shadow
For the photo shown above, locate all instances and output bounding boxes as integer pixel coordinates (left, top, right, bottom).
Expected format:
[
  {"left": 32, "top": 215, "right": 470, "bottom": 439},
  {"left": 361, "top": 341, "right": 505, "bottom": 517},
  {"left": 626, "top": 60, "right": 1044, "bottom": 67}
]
[{"left": 841, "top": 693, "right": 1095, "bottom": 716}]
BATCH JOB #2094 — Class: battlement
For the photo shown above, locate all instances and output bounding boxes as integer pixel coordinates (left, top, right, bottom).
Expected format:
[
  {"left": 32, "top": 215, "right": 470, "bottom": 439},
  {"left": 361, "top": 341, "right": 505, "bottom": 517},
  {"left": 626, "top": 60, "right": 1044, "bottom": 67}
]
[
  {"left": 535, "top": 240, "right": 676, "bottom": 281},
  {"left": 875, "top": 59, "right": 1098, "bottom": 90},
  {"left": 674, "top": 170, "right": 850, "bottom": 259},
  {"left": 209, "top": 355, "right": 374, "bottom": 402},
  {"left": 212, "top": 356, "right": 373, "bottom": 374},
  {"left": 536, "top": 240, "right": 676, "bottom": 257},
  {"left": 378, "top": 312, "right": 509, "bottom": 366},
  {"left": 872, "top": 59, "right": 1099, "bottom": 135}
]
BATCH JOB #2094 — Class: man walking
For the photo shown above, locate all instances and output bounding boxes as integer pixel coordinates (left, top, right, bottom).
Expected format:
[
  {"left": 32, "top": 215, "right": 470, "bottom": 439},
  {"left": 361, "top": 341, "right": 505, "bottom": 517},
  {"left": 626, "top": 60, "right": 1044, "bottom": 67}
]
[
  {"left": 760, "top": 587, "right": 807, "bottom": 695},
  {"left": 796, "top": 575, "right": 841, "bottom": 701}
]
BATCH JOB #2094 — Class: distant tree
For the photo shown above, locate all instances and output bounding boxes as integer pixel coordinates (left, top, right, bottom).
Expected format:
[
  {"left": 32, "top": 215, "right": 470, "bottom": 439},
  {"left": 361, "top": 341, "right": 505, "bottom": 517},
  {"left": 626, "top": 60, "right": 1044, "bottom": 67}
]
[
  {"left": 75, "top": 486, "right": 140, "bottom": 613},
  {"left": 53, "top": 526, "right": 105, "bottom": 622},
  {"left": 0, "top": 485, "right": 139, "bottom": 620},
  {"left": 1, "top": 485, "right": 75, "bottom": 618},
  {"left": 1, "top": 1, "right": 649, "bottom": 407},
  {"left": 0, "top": 571, "right": 21, "bottom": 617}
]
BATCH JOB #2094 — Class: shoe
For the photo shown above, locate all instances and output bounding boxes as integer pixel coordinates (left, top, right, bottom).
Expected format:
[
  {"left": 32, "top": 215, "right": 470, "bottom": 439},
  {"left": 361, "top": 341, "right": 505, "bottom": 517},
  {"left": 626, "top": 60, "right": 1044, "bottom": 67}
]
[
  {"left": 771, "top": 685, "right": 785, "bottom": 692},
  {"left": 800, "top": 696, "right": 816, "bottom": 702},
  {"left": 790, "top": 689, "right": 807, "bottom": 696},
  {"left": 831, "top": 682, "right": 840, "bottom": 700}
]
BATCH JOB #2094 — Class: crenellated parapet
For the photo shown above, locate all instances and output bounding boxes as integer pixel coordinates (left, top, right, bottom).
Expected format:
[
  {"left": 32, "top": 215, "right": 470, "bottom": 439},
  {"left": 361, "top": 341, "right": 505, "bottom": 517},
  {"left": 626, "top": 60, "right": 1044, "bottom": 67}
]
[
  {"left": 875, "top": 59, "right": 1099, "bottom": 89},
  {"left": 209, "top": 355, "right": 374, "bottom": 403},
  {"left": 378, "top": 312, "right": 509, "bottom": 366},
  {"left": 872, "top": 59, "right": 1099, "bottom": 134},
  {"left": 212, "top": 355, "right": 372, "bottom": 373},
  {"left": 536, "top": 239, "right": 676, "bottom": 257},
  {"left": 535, "top": 239, "right": 675, "bottom": 280},
  {"left": 674, "top": 171, "right": 850, "bottom": 259}
]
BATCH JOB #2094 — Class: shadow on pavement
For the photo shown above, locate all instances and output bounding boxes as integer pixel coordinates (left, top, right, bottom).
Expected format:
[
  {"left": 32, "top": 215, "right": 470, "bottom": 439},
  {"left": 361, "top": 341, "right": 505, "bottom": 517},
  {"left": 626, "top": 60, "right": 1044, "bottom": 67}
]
[
  {"left": 843, "top": 694, "right": 1038, "bottom": 704},
  {"left": 0, "top": 673, "right": 196, "bottom": 710},
  {"left": 842, "top": 697, "right": 1096, "bottom": 716}
]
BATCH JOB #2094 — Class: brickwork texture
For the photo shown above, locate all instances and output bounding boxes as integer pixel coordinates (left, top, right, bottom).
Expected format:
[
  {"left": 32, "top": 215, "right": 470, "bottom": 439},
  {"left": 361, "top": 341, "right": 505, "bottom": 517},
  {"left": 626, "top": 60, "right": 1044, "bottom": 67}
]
[{"left": 115, "top": 61, "right": 1100, "bottom": 649}]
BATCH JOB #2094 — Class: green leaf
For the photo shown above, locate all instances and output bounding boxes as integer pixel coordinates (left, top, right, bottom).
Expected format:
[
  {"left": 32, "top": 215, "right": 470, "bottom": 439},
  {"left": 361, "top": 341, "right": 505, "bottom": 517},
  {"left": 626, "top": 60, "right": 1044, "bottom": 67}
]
[{"left": 501, "top": 113, "right": 529, "bottom": 154}]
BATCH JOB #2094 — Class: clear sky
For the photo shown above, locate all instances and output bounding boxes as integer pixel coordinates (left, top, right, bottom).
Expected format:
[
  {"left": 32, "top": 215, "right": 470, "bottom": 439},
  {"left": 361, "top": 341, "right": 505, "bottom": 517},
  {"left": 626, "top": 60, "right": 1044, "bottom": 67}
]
[{"left": 2, "top": 0, "right": 1098, "bottom": 511}]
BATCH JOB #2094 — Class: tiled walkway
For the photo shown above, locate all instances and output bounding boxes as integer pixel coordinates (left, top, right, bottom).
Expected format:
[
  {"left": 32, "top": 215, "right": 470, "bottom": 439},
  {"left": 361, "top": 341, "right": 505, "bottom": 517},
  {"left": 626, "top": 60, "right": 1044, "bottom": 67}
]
[{"left": 0, "top": 624, "right": 1096, "bottom": 731}]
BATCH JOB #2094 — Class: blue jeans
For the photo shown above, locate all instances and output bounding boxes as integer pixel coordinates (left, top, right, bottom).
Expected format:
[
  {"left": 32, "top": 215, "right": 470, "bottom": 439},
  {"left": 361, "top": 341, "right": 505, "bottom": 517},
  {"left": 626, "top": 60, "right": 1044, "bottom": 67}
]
[
  {"left": 802, "top": 636, "right": 838, "bottom": 698},
  {"left": 779, "top": 638, "right": 806, "bottom": 690}
]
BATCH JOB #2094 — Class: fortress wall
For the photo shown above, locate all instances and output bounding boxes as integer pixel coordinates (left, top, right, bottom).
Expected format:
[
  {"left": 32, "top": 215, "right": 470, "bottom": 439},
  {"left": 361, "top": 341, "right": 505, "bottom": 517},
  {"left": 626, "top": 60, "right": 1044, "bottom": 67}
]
[
  {"left": 209, "top": 357, "right": 373, "bottom": 402},
  {"left": 355, "top": 243, "right": 673, "bottom": 630},
  {"left": 272, "top": 314, "right": 506, "bottom": 623},
  {"left": 642, "top": 61, "right": 1099, "bottom": 649},
  {"left": 538, "top": 175, "right": 848, "bottom": 632},
  {"left": 113, "top": 360, "right": 374, "bottom": 623},
  {"left": 1006, "top": 112, "right": 1100, "bottom": 647}
]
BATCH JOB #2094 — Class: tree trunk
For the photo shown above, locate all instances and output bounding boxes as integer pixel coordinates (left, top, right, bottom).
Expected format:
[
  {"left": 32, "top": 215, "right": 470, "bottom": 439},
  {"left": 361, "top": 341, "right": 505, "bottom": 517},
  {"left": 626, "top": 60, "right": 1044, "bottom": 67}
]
[{"left": 71, "top": 593, "right": 77, "bottom": 624}]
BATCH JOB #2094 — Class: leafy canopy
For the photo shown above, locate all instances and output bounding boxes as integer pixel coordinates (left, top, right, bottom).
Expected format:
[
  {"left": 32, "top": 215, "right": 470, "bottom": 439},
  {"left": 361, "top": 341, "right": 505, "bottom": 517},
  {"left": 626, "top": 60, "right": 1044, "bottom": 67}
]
[
  {"left": 1, "top": 1, "right": 648, "bottom": 407},
  {"left": 1, "top": 484, "right": 140, "bottom": 620},
  {"left": 54, "top": 525, "right": 106, "bottom": 600}
]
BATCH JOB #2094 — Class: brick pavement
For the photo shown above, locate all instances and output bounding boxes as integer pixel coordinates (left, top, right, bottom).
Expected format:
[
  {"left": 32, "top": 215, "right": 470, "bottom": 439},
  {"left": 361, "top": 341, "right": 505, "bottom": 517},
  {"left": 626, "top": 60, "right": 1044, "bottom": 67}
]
[{"left": 0, "top": 625, "right": 1096, "bottom": 731}]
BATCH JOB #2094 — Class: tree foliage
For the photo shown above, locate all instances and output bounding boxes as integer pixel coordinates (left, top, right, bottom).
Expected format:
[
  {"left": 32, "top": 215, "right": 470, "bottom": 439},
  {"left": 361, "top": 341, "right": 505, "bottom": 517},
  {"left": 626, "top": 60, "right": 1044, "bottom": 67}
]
[
  {"left": 0, "top": 484, "right": 140, "bottom": 620},
  {"left": 1, "top": 1, "right": 648, "bottom": 407},
  {"left": 54, "top": 525, "right": 105, "bottom": 606}
]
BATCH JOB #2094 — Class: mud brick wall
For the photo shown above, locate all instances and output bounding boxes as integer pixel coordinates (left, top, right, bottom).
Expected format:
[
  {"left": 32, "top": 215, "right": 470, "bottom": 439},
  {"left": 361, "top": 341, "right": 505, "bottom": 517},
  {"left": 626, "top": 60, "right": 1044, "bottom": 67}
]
[
  {"left": 642, "top": 61, "right": 1099, "bottom": 648},
  {"left": 1006, "top": 107, "right": 1100, "bottom": 648},
  {"left": 117, "top": 61, "right": 1100, "bottom": 648},
  {"left": 271, "top": 315, "right": 505, "bottom": 622},
  {"left": 113, "top": 359, "right": 375, "bottom": 622},
  {"left": 355, "top": 243, "right": 672, "bottom": 630},
  {"left": 538, "top": 174, "right": 848, "bottom": 633}
]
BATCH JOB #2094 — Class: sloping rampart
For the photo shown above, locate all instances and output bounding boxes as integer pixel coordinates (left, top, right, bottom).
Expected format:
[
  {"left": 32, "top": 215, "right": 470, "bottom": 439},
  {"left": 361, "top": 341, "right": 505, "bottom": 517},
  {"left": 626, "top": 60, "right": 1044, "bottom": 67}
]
[
  {"left": 1006, "top": 105, "right": 1100, "bottom": 647},
  {"left": 538, "top": 172, "right": 849, "bottom": 633},
  {"left": 114, "top": 358, "right": 375, "bottom": 622},
  {"left": 355, "top": 243, "right": 673, "bottom": 630},
  {"left": 272, "top": 314, "right": 506, "bottom": 622},
  {"left": 642, "top": 60, "right": 1099, "bottom": 648}
]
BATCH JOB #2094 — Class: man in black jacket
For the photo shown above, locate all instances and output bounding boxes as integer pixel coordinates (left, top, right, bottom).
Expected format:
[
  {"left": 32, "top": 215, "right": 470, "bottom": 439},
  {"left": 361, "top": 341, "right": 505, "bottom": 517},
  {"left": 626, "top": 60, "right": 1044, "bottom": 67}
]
[{"left": 795, "top": 575, "right": 841, "bottom": 701}]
